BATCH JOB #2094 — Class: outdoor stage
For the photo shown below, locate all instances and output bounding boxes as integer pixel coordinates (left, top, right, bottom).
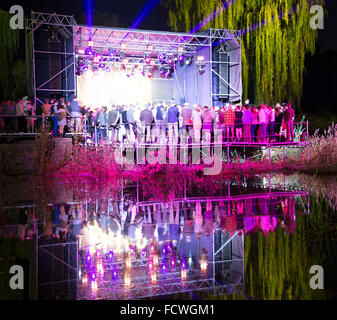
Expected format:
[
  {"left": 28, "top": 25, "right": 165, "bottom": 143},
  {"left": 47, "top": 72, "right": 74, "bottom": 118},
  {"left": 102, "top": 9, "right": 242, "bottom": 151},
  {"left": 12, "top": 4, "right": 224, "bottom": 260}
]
[{"left": 25, "top": 11, "right": 242, "bottom": 108}]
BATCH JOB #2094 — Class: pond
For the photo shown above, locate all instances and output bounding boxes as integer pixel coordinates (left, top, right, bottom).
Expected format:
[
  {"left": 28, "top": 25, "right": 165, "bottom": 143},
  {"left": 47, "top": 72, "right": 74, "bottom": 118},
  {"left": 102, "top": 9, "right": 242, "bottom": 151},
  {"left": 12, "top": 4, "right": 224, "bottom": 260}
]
[{"left": 1, "top": 173, "right": 337, "bottom": 300}]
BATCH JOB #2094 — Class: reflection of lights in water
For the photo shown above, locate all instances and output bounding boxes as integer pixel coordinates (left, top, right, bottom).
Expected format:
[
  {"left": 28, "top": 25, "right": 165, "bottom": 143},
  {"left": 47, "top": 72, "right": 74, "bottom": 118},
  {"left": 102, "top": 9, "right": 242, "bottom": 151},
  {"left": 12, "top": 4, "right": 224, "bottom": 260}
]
[
  {"left": 79, "top": 269, "right": 82, "bottom": 279},
  {"left": 91, "top": 280, "right": 98, "bottom": 292},
  {"left": 151, "top": 273, "right": 157, "bottom": 284},
  {"left": 171, "top": 259, "right": 175, "bottom": 268},
  {"left": 124, "top": 273, "right": 131, "bottom": 287},
  {"left": 96, "top": 249, "right": 101, "bottom": 257},
  {"left": 113, "top": 269, "right": 118, "bottom": 279},
  {"left": 125, "top": 256, "right": 132, "bottom": 269},
  {"left": 181, "top": 269, "right": 187, "bottom": 281},
  {"left": 97, "top": 262, "right": 104, "bottom": 276},
  {"left": 80, "top": 221, "right": 149, "bottom": 260},
  {"left": 142, "top": 248, "right": 146, "bottom": 258},
  {"left": 162, "top": 247, "right": 166, "bottom": 255},
  {"left": 86, "top": 253, "right": 91, "bottom": 263},
  {"left": 181, "top": 259, "right": 186, "bottom": 269},
  {"left": 200, "top": 258, "right": 208, "bottom": 273},
  {"left": 150, "top": 243, "right": 154, "bottom": 254},
  {"left": 82, "top": 275, "right": 88, "bottom": 285},
  {"left": 148, "top": 261, "right": 153, "bottom": 271},
  {"left": 188, "top": 257, "right": 193, "bottom": 267},
  {"left": 161, "top": 264, "right": 166, "bottom": 272},
  {"left": 153, "top": 255, "right": 159, "bottom": 266}
]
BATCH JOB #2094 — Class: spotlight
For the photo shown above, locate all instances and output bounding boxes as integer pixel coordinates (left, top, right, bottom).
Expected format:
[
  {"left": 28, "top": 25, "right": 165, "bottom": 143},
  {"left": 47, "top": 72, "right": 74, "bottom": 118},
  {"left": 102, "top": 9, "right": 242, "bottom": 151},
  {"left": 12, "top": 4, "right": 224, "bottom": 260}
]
[
  {"left": 98, "top": 63, "right": 105, "bottom": 69},
  {"left": 158, "top": 53, "right": 165, "bottom": 60},
  {"left": 197, "top": 55, "right": 205, "bottom": 63},
  {"left": 83, "top": 65, "right": 89, "bottom": 72},
  {"left": 198, "top": 64, "right": 206, "bottom": 74},
  {"left": 85, "top": 48, "right": 94, "bottom": 56},
  {"left": 178, "top": 46, "right": 184, "bottom": 54},
  {"left": 147, "top": 44, "right": 154, "bottom": 51},
  {"left": 120, "top": 43, "right": 127, "bottom": 50},
  {"left": 93, "top": 54, "right": 101, "bottom": 63},
  {"left": 185, "top": 56, "right": 193, "bottom": 66},
  {"left": 145, "top": 56, "right": 151, "bottom": 64},
  {"left": 88, "top": 40, "right": 94, "bottom": 47},
  {"left": 122, "top": 58, "right": 129, "bottom": 65},
  {"left": 150, "top": 60, "right": 156, "bottom": 66},
  {"left": 78, "top": 48, "right": 85, "bottom": 54}
]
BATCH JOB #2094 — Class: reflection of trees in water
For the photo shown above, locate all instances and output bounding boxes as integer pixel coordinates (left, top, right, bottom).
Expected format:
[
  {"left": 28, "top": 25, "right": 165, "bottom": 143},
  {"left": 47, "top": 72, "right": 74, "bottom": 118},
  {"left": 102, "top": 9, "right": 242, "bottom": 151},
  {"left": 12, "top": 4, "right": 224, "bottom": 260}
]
[{"left": 243, "top": 195, "right": 337, "bottom": 300}]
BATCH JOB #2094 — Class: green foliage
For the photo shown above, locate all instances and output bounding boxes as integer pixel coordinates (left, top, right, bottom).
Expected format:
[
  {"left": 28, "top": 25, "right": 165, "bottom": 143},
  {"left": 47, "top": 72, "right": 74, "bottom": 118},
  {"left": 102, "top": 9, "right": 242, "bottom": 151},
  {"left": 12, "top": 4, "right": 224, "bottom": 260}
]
[{"left": 165, "top": 0, "right": 324, "bottom": 110}]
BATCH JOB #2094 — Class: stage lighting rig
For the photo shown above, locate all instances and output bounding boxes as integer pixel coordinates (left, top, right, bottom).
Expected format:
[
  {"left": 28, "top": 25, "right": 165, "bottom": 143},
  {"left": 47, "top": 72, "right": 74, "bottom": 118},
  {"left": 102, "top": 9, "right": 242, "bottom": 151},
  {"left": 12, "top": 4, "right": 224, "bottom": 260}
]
[{"left": 196, "top": 56, "right": 206, "bottom": 75}]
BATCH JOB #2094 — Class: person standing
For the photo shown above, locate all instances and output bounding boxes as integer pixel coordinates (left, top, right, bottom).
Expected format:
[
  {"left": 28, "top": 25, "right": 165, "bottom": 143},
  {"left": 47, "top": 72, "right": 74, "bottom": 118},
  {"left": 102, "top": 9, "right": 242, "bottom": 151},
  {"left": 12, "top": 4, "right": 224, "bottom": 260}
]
[
  {"left": 155, "top": 102, "right": 167, "bottom": 144},
  {"left": 167, "top": 104, "right": 180, "bottom": 145},
  {"left": 50, "top": 100, "right": 59, "bottom": 137},
  {"left": 16, "top": 98, "right": 25, "bottom": 133},
  {"left": 242, "top": 105, "right": 253, "bottom": 142},
  {"left": 181, "top": 102, "right": 193, "bottom": 144},
  {"left": 234, "top": 105, "right": 243, "bottom": 142},
  {"left": 217, "top": 106, "right": 225, "bottom": 142},
  {"left": 192, "top": 104, "right": 202, "bottom": 143},
  {"left": 139, "top": 104, "right": 154, "bottom": 143},
  {"left": 127, "top": 105, "right": 136, "bottom": 143},
  {"left": 275, "top": 103, "right": 283, "bottom": 141},
  {"left": 258, "top": 104, "right": 268, "bottom": 143},
  {"left": 268, "top": 106, "right": 276, "bottom": 142},
  {"left": 223, "top": 103, "right": 235, "bottom": 142},
  {"left": 25, "top": 100, "right": 35, "bottom": 133},
  {"left": 107, "top": 105, "right": 119, "bottom": 143},
  {"left": 284, "top": 103, "right": 295, "bottom": 142},
  {"left": 201, "top": 106, "right": 213, "bottom": 144},
  {"left": 251, "top": 106, "right": 259, "bottom": 142},
  {"left": 41, "top": 98, "right": 51, "bottom": 129},
  {"left": 70, "top": 97, "right": 82, "bottom": 133},
  {"left": 56, "top": 104, "right": 67, "bottom": 137}
]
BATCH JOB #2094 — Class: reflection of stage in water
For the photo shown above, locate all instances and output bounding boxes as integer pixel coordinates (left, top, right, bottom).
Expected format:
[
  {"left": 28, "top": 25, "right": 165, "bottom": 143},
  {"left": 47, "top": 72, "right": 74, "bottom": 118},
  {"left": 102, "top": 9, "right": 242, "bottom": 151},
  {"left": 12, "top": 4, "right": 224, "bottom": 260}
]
[{"left": 1, "top": 176, "right": 310, "bottom": 300}]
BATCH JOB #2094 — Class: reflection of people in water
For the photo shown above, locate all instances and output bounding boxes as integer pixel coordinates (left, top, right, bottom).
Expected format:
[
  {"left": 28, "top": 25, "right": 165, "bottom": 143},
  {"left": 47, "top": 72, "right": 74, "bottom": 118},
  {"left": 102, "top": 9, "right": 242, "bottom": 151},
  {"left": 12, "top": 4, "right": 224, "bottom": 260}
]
[
  {"left": 169, "top": 202, "right": 180, "bottom": 241},
  {"left": 283, "top": 196, "right": 296, "bottom": 234},
  {"left": 183, "top": 202, "right": 194, "bottom": 242},
  {"left": 141, "top": 205, "right": 156, "bottom": 241},
  {"left": 194, "top": 202, "right": 203, "bottom": 238},
  {"left": 204, "top": 200, "right": 216, "bottom": 237},
  {"left": 155, "top": 203, "right": 168, "bottom": 242}
]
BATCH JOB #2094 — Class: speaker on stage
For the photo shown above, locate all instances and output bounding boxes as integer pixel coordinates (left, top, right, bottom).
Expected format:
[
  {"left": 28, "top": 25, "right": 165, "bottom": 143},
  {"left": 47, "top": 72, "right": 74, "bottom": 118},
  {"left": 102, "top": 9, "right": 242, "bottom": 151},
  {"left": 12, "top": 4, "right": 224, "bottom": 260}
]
[{"left": 48, "top": 32, "right": 62, "bottom": 91}]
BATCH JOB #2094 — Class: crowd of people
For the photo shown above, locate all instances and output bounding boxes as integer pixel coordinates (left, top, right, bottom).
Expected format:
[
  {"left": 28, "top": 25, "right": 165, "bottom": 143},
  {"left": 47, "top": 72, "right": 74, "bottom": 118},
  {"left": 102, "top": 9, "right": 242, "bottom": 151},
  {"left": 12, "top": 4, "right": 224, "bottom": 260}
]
[
  {"left": 0, "top": 98, "right": 296, "bottom": 144},
  {"left": 0, "top": 98, "right": 87, "bottom": 137},
  {"left": 0, "top": 194, "right": 296, "bottom": 242},
  {"left": 85, "top": 100, "right": 296, "bottom": 145}
]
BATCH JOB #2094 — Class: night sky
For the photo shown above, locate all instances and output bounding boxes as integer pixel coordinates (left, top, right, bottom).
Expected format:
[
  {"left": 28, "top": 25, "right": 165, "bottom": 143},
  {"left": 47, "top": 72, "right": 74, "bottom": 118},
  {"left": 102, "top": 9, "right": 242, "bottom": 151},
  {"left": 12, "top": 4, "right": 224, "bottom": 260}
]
[
  {"left": 0, "top": 0, "right": 337, "bottom": 52},
  {"left": 0, "top": 0, "right": 336, "bottom": 53}
]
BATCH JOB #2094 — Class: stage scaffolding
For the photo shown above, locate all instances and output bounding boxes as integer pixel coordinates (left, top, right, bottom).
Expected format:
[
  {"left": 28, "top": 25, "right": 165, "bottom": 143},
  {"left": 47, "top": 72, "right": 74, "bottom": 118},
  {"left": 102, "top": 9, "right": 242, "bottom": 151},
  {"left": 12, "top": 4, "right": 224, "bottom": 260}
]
[{"left": 26, "top": 11, "right": 242, "bottom": 107}]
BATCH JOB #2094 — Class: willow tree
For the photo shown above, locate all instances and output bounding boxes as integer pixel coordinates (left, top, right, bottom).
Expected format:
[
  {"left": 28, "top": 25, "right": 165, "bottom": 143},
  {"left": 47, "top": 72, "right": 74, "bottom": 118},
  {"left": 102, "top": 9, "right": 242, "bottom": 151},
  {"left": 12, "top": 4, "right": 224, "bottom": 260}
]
[
  {"left": 165, "top": 0, "right": 324, "bottom": 109},
  {"left": 0, "top": 9, "right": 19, "bottom": 99}
]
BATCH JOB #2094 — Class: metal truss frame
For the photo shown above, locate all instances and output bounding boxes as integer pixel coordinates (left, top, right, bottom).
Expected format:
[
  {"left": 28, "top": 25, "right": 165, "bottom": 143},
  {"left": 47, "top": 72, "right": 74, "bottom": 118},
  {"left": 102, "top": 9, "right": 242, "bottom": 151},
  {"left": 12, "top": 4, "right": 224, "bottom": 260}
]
[
  {"left": 26, "top": 12, "right": 77, "bottom": 105},
  {"left": 26, "top": 11, "right": 242, "bottom": 106}
]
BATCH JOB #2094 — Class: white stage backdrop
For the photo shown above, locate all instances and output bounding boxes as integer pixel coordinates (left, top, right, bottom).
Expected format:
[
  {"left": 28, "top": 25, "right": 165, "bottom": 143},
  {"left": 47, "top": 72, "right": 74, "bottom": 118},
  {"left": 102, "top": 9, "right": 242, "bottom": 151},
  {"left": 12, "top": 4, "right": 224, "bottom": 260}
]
[{"left": 76, "top": 70, "right": 152, "bottom": 109}]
